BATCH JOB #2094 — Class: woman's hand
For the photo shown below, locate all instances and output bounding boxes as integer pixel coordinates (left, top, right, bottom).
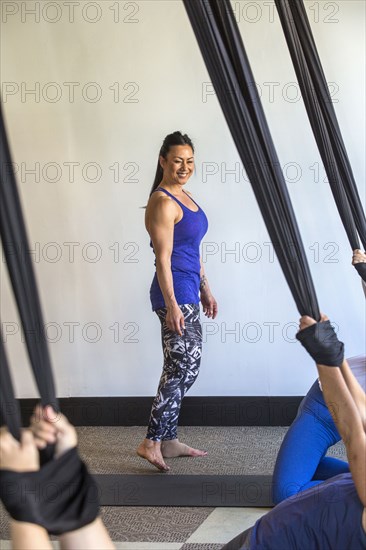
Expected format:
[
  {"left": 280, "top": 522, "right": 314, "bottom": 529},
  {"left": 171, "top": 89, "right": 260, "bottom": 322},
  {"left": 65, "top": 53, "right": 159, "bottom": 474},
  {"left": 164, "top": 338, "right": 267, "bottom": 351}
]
[
  {"left": 30, "top": 405, "right": 78, "bottom": 459},
  {"left": 166, "top": 304, "right": 185, "bottom": 336},
  {"left": 298, "top": 313, "right": 328, "bottom": 332},
  {"left": 352, "top": 249, "right": 366, "bottom": 264},
  {"left": 0, "top": 427, "right": 39, "bottom": 472},
  {"left": 200, "top": 290, "right": 218, "bottom": 319}
]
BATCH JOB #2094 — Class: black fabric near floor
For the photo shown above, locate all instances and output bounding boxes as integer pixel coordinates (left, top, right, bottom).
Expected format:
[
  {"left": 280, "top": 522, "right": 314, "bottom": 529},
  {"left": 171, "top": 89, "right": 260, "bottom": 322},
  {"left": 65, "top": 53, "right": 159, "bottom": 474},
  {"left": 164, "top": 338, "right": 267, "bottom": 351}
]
[
  {"left": 95, "top": 474, "right": 273, "bottom": 507},
  {"left": 17, "top": 397, "right": 304, "bottom": 427}
]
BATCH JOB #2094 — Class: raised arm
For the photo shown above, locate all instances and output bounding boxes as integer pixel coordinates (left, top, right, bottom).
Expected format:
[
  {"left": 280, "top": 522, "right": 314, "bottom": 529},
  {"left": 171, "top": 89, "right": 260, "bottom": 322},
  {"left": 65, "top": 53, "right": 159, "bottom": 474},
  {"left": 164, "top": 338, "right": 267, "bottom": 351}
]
[
  {"left": 146, "top": 196, "right": 185, "bottom": 335},
  {"left": 340, "top": 359, "right": 366, "bottom": 431},
  {"left": 298, "top": 316, "right": 366, "bottom": 507},
  {"left": 317, "top": 364, "right": 365, "bottom": 505}
]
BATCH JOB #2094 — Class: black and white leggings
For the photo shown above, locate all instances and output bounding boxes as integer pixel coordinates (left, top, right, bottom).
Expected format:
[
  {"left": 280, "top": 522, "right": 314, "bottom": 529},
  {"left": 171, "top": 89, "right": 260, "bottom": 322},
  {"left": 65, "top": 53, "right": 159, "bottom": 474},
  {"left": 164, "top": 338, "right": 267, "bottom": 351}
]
[{"left": 146, "top": 303, "right": 202, "bottom": 442}]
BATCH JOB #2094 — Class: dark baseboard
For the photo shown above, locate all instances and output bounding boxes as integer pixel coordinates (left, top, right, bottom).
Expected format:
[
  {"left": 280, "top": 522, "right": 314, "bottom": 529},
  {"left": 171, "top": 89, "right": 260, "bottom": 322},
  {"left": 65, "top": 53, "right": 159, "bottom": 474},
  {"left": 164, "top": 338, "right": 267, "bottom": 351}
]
[
  {"left": 18, "top": 396, "right": 303, "bottom": 426},
  {"left": 94, "top": 474, "right": 274, "bottom": 507}
]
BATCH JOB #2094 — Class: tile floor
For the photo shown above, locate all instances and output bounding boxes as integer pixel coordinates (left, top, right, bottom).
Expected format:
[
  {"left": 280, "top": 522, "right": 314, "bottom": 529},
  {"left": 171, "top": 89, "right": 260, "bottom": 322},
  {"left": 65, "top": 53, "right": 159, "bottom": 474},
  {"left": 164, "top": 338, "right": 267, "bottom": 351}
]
[{"left": 0, "top": 506, "right": 269, "bottom": 549}]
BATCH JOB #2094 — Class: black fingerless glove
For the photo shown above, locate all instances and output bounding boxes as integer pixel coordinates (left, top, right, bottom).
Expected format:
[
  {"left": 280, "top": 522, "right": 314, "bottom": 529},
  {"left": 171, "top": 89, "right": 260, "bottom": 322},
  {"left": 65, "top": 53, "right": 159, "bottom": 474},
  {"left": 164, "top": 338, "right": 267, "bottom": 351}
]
[
  {"left": 354, "top": 262, "right": 366, "bottom": 282},
  {"left": 0, "top": 447, "right": 99, "bottom": 535},
  {"left": 296, "top": 320, "right": 344, "bottom": 366}
]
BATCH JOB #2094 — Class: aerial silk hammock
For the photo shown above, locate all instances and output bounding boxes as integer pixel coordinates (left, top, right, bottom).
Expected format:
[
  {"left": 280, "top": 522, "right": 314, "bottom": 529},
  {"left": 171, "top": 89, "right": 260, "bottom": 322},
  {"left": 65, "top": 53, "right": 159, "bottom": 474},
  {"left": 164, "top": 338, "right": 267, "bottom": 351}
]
[
  {"left": 0, "top": 337, "right": 22, "bottom": 442},
  {"left": 0, "top": 105, "right": 99, "bottom": 533},
  {"left": 274, "top": 0, "right": 366, "bottom": 282},
  {"left": 0, "top": 104, "right": 59, "bottom": 438},
  {"left": 183, "top": 0, "right": 320, "bottom": 319},
  {"left": 182, "top": 0, "right": 358, "bottom": 361},
  {"left": 183, "top": 0, "right": 366, "bottom": 293}
]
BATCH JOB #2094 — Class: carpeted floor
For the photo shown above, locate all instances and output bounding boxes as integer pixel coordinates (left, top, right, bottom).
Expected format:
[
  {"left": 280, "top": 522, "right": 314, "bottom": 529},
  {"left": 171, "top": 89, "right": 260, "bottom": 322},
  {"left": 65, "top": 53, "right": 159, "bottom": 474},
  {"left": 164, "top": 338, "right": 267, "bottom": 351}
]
[
  {"left": 99, "top": 506, "right": 214, "bottom": 542},
  {"left": 0, "top": 503, "right": 215, "bottom": 542},
  {"left": 75, "top": 426, "right": 346, "bottom": 475},
  {"left": 0, "top": 426, "right": 347, "bottom": 548}
]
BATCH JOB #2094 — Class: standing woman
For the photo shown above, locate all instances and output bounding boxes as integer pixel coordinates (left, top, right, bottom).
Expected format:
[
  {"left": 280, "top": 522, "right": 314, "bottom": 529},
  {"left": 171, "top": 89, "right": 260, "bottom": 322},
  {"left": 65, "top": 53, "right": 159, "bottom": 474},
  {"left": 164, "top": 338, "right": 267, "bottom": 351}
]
[{"left": 137, "top": 131, "right": 218, "bottom": 471}]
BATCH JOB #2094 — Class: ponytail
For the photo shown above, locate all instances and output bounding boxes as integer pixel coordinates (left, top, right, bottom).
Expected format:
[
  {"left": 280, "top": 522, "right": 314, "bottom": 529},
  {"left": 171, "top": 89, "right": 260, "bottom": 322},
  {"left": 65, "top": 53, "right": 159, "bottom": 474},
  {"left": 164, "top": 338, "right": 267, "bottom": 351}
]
[{"left": 150, "top": 160, "right": 164, "bottom": 197}]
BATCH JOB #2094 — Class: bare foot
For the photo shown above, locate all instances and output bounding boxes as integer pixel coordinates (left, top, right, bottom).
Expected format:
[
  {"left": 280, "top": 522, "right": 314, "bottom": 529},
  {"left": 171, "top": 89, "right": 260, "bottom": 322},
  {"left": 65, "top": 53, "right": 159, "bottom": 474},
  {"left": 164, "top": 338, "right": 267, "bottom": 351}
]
[
  {"left": 161, "top": 439, "right": 208, "bottom": 458},
  {"left": 136, "top": 439, "right": 170, "bottom": 472}
]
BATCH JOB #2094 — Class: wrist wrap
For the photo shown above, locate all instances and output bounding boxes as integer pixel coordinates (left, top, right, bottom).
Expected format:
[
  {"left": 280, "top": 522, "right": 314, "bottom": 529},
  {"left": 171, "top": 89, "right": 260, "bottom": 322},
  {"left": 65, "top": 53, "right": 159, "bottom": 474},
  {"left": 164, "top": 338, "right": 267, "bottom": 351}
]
[{"left": 296, "top": 320, "right": 344, "bottom": 366}]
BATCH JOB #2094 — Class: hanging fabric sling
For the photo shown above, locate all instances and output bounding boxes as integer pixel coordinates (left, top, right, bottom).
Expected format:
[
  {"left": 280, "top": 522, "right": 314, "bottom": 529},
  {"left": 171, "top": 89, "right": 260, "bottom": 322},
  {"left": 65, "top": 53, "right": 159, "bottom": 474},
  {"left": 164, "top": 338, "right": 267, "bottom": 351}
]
[
  {"left": 183, "top": 0, "right": 319, "bottom": 319},
  {"left": 0, "top": 330, "right": 100, "bottom": 534},
  {"left": 0, "top": 105, "right": 100, "bottom": 533},
  {"left": 0, "top": 104, "right": 59, "bottom": 433},
  {"left": 274, "top": 0, "right": 366, "bottom": 281},
  {"left": 0, "top": 336, "right": 22, "bottom": 440}
]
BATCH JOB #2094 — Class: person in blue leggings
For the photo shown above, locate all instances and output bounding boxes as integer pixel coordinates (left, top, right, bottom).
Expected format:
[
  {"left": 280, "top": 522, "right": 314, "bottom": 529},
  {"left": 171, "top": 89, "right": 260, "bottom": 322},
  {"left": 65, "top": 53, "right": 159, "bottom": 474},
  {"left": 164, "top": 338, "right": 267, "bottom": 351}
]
[
  {"left": 222, "top": 313, "right": 366, "bottom": 550},
  {"left": 272, "top": 263, "right": 366, "bottom": 504},
  {"left": 272, "top": 354, "right": 365, "bottom": 503}
]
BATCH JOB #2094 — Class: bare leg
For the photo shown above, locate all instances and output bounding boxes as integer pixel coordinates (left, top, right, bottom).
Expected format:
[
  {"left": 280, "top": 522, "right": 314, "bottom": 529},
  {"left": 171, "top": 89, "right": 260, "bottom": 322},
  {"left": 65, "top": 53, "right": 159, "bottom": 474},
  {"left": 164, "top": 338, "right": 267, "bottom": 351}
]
[
  {"left": 161, "top": 438, "right": 207, "bottom": 458},
  {"left": 136, "top": 438, "right": 170, "bottom": 471},
  {"left": 59, "top": 518, "right": 115, "bottom": 550},
  {"left": 10, "top": 521, "right": 52, "bottom": 550}
]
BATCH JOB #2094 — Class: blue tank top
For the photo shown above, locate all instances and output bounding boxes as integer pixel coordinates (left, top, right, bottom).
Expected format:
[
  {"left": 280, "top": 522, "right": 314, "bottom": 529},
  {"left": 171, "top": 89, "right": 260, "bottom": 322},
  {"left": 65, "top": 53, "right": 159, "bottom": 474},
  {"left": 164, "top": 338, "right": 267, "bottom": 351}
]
[
  {"left": 250, "top": 473, "right": 366, "bottom": 549},
  {"left": 149, "top": 187, "right": 208, "bottom": 310}
]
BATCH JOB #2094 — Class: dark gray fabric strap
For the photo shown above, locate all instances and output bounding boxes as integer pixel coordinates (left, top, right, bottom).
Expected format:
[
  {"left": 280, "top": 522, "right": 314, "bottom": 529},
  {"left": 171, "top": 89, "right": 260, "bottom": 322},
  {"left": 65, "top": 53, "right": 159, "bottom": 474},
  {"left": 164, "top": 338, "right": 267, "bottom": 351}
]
[
  {"left": 275, "top": 0, "right": 366, "bottom": 270},
  {"left": 0, "top": 447, "right": 99, "bottom": 535},
  {"left": 183, "top": 0, "right": 320, "bottom": 319},
  {"left": 354, "top": 262, "right": 366, "bottom": 283},
  {"left": 0, "top": 104, "right": 59, "bottom": 439},
  {"left": 0, "top": 337, "right": 21, "bottom": 440}
]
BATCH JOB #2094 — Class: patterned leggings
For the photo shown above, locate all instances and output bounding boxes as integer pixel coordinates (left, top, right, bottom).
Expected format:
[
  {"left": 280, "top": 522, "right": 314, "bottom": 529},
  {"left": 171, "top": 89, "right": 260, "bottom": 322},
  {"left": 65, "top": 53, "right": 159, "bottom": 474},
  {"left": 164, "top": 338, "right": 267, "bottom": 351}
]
[{"left": 146, "top": 304, "right": 202, "bottom": 441}]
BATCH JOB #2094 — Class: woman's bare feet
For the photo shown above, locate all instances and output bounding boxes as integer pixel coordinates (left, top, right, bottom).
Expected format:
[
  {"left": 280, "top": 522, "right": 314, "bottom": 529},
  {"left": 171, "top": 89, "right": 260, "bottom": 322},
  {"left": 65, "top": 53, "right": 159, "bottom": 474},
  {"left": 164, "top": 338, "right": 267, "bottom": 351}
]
[
  {"left": 161, "top": 439, "right": 208, "bottom": 458},
  {"left": 136, "top": 439, "right": 170, "bottom": 472}
]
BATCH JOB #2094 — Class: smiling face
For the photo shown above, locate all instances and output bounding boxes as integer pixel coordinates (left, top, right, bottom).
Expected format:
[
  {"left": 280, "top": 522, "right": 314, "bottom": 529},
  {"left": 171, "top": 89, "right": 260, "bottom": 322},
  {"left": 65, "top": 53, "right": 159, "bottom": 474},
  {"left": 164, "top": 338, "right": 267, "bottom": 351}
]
[{"left": 160, "top": 145, "right": 194, "bottom": 187}]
